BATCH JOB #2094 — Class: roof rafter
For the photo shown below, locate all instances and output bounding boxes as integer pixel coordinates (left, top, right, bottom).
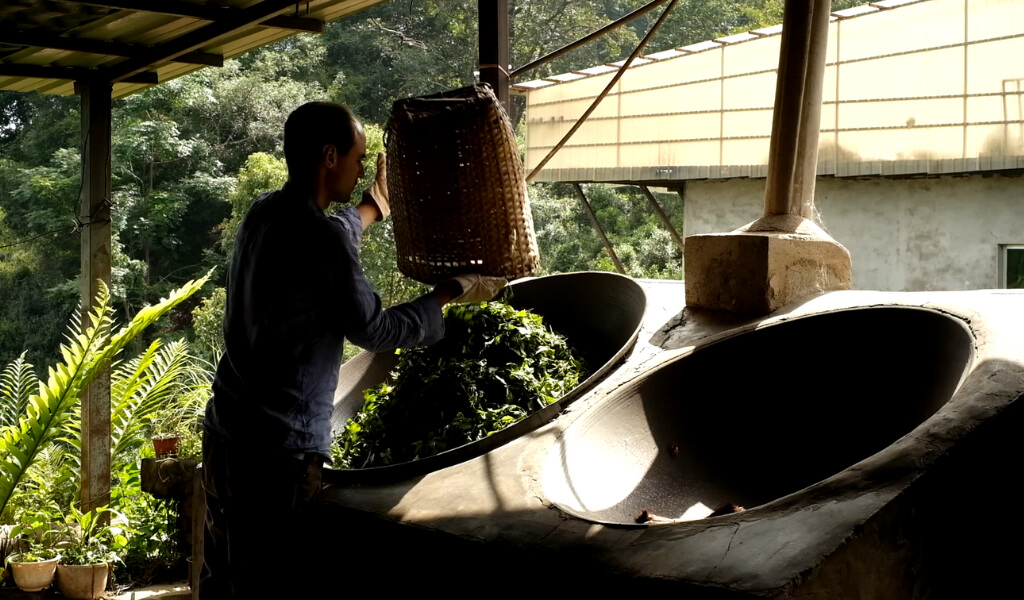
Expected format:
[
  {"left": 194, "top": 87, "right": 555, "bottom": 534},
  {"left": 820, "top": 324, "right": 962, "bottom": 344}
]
[
  {"left": 100, "top": 0, "right": 310, "bottom": 83},
  {"left": 66, "top": 0, "right": 325, "bottom": 33},
  {"left": 0, "top": 62, "right": 157, "bottom": 84},
  {"left": 0, "top": 31, "right": 224, "bottom": 67}
]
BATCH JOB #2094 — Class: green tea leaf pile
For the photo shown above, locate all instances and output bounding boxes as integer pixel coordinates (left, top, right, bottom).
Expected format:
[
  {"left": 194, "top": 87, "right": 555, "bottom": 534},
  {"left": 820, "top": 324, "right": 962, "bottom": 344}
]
[{"left": 332, "top": 302, "right": 589, "bottom": 469}]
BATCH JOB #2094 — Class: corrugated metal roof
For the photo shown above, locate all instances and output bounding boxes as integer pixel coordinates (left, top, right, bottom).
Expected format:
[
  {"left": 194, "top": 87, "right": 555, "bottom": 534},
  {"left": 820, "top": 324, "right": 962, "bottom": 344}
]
[
  {"left": 0, "top": 0, "right": 389, "bottom": 99},
  {"left": 513, "top": 0, "right": 930, "bottom": 92}
]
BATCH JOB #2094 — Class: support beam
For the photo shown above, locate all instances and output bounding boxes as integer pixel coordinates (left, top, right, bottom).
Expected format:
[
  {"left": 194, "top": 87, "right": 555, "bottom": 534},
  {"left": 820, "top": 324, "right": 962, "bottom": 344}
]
[
  {"left": 683, "top": 0, "right": 850, "bottom": 314},
  {"left": 70, "top": 0, "right": 230, "bottom": 20},
  {"left": 0, "top": 31, "right": 223, "bottom": 66},
  {"left": 572, "top": 183, "right": 625, "bottom": 275},
  {"left": 262, "top": 15, "right": 326, "bottom": 34},
  {"left": 510, "top": 0, "right": 670, "bottom": 80},
  {"left": 639, "top": 184, "right": 685, "bottom": 254},
  {"left": 526, "top": 0, "right": 678, "bottom": 182},
  {"left": 77, "top": 80, "right": 112, "bottom": 514},
  {"left": 478, "top": 0, "right": 510, "bottom": 112},
  {"left": 0, "top": 63, "right": 157, "bottom": 84},
  {"left": 762, "top": 0, "right": 831, "bottom": 218},
  {"left": 68, "top": 1, "right": 324, "bottom": 33}
]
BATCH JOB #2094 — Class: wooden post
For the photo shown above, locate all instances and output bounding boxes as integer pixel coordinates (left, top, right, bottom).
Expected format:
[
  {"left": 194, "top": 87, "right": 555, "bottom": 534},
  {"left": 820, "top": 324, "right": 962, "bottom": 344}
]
[
  {"left": 478, "top": 0, "right": 509, "bottom": 112},
  {"left": 572, "top": 183, "right": 625, "bottom": 275},
  {"left": 192, "top": 463, "right": 205, "bottom": 600},
  {"left": 76, "top": 80, "right": 112, "bottom": 514},
  {"left": 763, "top": 0, "right": 832, "bottom": 218}
]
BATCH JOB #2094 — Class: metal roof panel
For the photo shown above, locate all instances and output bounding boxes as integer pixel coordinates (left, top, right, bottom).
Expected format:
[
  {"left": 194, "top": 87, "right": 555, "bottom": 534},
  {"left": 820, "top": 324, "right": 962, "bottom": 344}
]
[{"left": 0, "top": 0, "right": 390, "bottom": 98}]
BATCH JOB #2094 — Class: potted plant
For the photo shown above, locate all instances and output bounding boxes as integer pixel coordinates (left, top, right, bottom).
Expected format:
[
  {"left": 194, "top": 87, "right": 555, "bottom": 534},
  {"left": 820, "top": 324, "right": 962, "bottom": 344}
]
[
  {"left": 151, "top": 431, "right": 182, "bottom": 458},
  {"left": 53, "top": 505, "right": 129, "bottom": 600},
  {"left": 5, "top": 546, "right": 59, "bottom": 592},
  {"left": 5, "top": 505, "right": 61, "bottom": 592},
  {"left": 151, "top": 393, "right": 205, "bottom": 458}
]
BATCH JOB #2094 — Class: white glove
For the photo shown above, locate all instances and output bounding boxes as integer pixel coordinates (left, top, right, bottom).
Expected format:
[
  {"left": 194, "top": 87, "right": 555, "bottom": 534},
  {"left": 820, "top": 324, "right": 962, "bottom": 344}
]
[
  {"left": 450, "top": 274, "right": 507, "bottom": 303},
  {"left": 361, "top": 152, "right": 390, "bottom": 221}
]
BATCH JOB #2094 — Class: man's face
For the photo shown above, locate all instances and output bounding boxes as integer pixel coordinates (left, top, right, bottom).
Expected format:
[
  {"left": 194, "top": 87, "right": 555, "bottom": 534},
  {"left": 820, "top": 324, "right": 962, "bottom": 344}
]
[{"left": 329, "top": 126, "right": 367, "bottom": 203}]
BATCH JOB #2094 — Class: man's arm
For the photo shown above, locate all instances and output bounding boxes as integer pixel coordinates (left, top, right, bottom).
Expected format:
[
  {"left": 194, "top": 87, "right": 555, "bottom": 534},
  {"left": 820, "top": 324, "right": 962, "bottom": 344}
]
[
  {"left": 327, "top": 209, "right": 448, "bottom": 352},
  {"left": 355, "top": 201, "right": 378, "bottom": 231},
  {"left": 356, "top": 152, "right": 389, "bottom": 230}
]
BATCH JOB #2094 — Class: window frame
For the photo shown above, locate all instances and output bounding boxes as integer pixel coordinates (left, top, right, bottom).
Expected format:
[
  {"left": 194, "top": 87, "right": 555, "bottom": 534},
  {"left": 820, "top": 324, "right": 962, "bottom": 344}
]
[{"left": 998, "top": 244, "right": 1024, "bottom": 289}]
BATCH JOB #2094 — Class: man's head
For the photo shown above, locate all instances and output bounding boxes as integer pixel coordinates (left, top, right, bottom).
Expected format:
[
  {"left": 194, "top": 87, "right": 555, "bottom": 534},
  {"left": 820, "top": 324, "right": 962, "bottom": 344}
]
[{"left": 284, "top": 102, "right": 366, "bottom": 204}]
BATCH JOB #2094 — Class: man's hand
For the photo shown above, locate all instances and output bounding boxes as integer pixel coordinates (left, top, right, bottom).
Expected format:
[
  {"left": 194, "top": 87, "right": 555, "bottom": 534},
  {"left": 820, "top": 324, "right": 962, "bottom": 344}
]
[
  {"left": 450, "top": 274, "right": 507, "bottom": 304},
  {"left": 361, "top": 152, "right": 390, "bottom": 221}
]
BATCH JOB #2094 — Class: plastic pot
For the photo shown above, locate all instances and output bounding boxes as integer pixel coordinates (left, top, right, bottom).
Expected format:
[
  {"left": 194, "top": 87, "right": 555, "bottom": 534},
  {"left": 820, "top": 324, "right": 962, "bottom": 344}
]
[{"left": 152, "top": 434, "right": 181, "bottom": 458}]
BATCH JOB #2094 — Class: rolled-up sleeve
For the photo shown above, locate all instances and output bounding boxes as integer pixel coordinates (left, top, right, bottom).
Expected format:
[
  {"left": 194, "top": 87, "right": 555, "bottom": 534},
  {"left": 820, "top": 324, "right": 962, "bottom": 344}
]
[{"left": 326, "top": 209, "right": 444, "bottom": 351}]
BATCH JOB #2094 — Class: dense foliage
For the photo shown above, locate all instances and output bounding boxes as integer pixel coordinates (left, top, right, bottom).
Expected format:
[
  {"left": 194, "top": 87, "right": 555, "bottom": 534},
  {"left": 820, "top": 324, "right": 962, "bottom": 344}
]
[{"left": 333, "top": 302, "right": 588, "bottom": 468}]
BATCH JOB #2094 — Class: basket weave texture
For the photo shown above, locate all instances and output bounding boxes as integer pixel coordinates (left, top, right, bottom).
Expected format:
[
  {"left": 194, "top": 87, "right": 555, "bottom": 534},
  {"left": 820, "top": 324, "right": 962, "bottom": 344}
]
[{"left": 385, "top": 84, "right": 540, "bottom": 284}]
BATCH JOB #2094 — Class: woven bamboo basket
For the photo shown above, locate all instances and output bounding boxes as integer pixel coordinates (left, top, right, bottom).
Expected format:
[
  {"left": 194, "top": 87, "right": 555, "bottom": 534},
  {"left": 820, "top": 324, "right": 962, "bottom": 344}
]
[{"left": 385, "top": 84, "right": 539, "bottom": 284}]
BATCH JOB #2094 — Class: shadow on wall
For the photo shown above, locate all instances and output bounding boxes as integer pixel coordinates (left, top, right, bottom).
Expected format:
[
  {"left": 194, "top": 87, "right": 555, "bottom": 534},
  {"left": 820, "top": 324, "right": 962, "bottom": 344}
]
[
  {"left": 980, "top": 127, "right": 1024, "bottom": 157},
  {"left": 815, "top": 139, "right": 862, "bottom": 164}
]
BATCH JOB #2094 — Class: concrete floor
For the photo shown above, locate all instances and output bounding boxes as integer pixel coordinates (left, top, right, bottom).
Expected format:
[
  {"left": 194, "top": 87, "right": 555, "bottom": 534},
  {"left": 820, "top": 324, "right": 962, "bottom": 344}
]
[{"left": 111, "top": 583, "right": 189, "bottom": 599}]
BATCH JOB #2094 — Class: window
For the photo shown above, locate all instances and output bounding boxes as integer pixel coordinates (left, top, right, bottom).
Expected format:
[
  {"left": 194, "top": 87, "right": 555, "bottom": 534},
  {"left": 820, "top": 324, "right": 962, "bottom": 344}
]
[{"left": 1000, "top": 245, "right": 1024, "bottom": 289}]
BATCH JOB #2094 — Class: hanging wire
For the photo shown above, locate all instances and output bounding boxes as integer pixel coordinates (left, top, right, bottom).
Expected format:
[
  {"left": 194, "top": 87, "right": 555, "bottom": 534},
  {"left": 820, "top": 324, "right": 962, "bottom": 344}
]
[
  {"left": 525, "top": 0, "right": 679, "bottom": 182},
  {"left": 0, "top": 224, "right": 79, "bottom": 251},
  {"left": 1, "top": 117, "right": 112, "bottom": 251}
]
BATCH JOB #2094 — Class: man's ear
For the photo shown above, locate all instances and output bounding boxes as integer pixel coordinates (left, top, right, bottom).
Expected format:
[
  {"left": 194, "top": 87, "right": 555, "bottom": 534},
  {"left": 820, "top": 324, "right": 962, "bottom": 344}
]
[{"left": 322, "top": 144, "right": 337, "bottom": 168}]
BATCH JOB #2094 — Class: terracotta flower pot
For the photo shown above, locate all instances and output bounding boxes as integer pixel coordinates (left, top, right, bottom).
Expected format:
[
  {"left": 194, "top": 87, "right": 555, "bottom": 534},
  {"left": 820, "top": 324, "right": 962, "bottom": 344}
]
[
  {"left": 9, "top": 556, "right": 58, "bottom": 592},
  {"left": 152, "top": 434, "right": 182, "bottom": 458},
  {"left": 56, "top": 563, "right": 109, "bottom": 600}
]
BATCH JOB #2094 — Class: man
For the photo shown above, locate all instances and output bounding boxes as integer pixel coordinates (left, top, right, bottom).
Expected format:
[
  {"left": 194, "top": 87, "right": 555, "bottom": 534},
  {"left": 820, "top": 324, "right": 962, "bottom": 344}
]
[{"left": 200, "top": 102, "right": 503, "bottom": 598}]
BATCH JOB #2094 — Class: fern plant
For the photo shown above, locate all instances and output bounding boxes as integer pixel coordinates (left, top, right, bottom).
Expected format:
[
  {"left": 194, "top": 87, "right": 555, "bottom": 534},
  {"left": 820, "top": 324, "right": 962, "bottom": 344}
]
[
  {"left": 0, "top": 272, "right": 210, "bottom": 517},
  {"left": 0, "top": 354, "right": 38, "bottom": 430},
  {"left": 64, "top": 338, "right": 194, "bottom": 476}
]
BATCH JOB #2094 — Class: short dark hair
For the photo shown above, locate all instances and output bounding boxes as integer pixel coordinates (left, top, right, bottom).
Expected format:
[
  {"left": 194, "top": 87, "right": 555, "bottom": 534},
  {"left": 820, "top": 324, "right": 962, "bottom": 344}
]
[{"left": 283, "top": 102, "right": 362, "bottom": 181}]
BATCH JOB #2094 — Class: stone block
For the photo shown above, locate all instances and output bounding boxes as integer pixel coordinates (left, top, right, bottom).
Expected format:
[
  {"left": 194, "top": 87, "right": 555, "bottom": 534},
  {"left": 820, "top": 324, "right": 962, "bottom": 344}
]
[{"left": 685, "top": 219, "right": 851, "bottom": 314}]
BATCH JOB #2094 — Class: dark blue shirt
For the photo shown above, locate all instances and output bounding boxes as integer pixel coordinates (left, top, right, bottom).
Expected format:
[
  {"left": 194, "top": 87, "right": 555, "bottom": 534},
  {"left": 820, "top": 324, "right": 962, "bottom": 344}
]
[{"left": 204, "top": 185, "right": 444, "bottom": 455}]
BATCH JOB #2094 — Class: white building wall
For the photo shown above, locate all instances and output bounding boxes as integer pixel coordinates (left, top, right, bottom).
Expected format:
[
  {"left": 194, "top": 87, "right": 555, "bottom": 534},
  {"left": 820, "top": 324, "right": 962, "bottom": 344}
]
[
  {"left": 524, "top": 0, "right": 1024, "bottom": 183},
  {"left": 684, "top": 174, "right": 1024, "bottom": 291}
]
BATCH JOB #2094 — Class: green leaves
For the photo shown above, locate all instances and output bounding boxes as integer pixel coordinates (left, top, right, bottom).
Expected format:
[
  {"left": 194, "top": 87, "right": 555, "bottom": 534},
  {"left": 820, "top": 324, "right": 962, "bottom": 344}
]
[
  {"left": 63, "top": 338, "right": 197, "bottom": 477},
  {"left": 332, "top": 302, "right": 588, "bottom": 469},
  {"left": 0, "top": 271, "right": 210, "bottom": 517},
  {"left": 52, "top": 504, "right": 132, "bottom": 566},
  {"left": 0, "top": 353, "right": 37, "bottom": 429}
]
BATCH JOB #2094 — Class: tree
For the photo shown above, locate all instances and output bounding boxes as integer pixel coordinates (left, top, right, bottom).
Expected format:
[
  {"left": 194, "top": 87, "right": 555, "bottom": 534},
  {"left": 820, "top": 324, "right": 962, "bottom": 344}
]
[{"left": 530, "top": 182, "right": 683, "bottom": 278}]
